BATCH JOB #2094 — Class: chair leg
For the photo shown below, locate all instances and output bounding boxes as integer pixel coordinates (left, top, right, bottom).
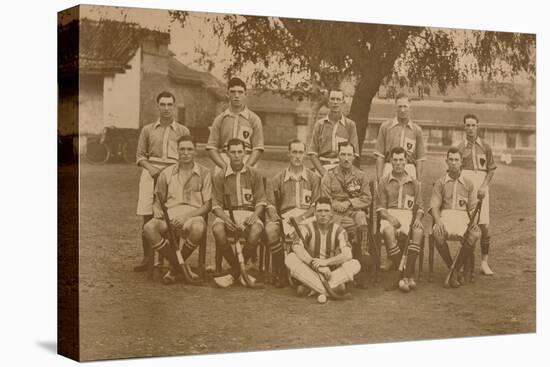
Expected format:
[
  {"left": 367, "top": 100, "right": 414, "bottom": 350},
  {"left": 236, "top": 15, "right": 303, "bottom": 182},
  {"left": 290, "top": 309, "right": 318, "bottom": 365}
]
[
  {"left": 428, "top": 235, "right": 434, "bottom": 282},
  {"left": 418, "top": 235, "right": 424, "bottom": 281},
  {"left": 198, "top": 234, "right": 206, "bottom": 279}
]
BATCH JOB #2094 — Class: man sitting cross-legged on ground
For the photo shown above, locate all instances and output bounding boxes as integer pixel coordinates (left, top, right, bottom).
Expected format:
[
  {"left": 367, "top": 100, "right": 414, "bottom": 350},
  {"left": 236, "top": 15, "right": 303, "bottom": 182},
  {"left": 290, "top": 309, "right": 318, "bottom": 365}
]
[
  {"left": 143, "top": 135, "right": 212, "bottom": 284},
  {"left": 376, "top": 146, "right": 425, "bottom": 292},
  {"left": 212, "top": 138, "right": 267, "bottom": 288},
  {"left": 264, "top": 139, "right": 321, "bottom": 287},
  {"left": 321, "top": 142, "right": 373, "bottom": 287},
  {"left": 285, "top": 196, "right": 361, "bottom": 300},
  {"left": 430, "top": 147, "right": 481, "bottom": 288}
]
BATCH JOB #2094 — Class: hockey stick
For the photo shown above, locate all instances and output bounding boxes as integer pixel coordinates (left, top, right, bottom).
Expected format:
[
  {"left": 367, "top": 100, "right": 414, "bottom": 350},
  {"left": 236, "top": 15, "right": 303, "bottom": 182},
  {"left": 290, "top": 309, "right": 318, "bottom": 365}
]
[
  {"left": 398, "top": 204, "right": 420, "bottom": 272},
  {"left": 444, "top": 199, "right": 482, "bottom": 288},
  {"left": 289, "top": 217, "right": 352, "bottom": 300},
  {"left": 274, "top": 190, "right": 296, "bottom": 288},
  {"left": 155, "top": 192, "right": 202, "bottom": 285},
  {"left": 224, "top": 194, "right": 264, "bottom": 289}
]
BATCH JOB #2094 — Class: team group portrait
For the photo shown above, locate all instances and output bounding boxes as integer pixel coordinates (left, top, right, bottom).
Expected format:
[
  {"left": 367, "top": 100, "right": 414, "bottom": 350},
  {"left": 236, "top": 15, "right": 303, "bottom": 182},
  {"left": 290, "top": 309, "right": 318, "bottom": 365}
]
[{"left": 58, "top": 5, "right": 536, "bottom": 361}]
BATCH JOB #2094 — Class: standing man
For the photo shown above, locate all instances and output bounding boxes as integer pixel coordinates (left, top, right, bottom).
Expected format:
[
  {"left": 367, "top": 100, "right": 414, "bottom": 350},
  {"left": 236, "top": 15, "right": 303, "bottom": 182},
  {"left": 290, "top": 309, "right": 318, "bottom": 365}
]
[
  {"left": 211, "top": 138, "right": 267, "bottom": 288},
  {"left": 206, "top": 77, "right": 264, "bottom": 172},
  {"left": 430, "top": 147, "right": 481, "bottom": 288},
  {"left": 376, "top": 147, "right": 424, "bottom": 292},
  {"left": 308, "top": 89, "right": 359, "bottom": 176},
  {"left": 321, "top": 142, "right": 372, "bottom": 287},
  {"left": 374, "top": 92, "right": 426, "bottom": 181},
  {"left": 134, "top": 91, "right": 190, "bottom": 272},
  {"left": 285, "top": 197, "right": 361, "bottom": 300},
  {"left": 455, "top": 113, "right": 497, "bottom": 275},
  {"left": 264, "top": 139, "right": 321, "bottom": 286},
  {"left": 143, "top": 136, "right": 212, "bottom": 284}
]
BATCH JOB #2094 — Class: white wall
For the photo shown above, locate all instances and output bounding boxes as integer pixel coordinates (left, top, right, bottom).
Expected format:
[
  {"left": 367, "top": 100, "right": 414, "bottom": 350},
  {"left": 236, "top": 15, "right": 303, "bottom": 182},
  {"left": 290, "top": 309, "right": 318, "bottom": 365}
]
[{"left": 103, "top": 47, "right": 142, "bottom": 129}]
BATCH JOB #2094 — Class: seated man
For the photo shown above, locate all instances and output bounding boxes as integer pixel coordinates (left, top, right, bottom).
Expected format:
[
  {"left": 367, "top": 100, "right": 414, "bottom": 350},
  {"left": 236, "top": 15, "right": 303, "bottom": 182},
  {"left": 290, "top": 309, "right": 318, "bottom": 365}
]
[
  {"left": 376, "top": 147, "right": 424, "bottom": 292},
  {"left": 264, "top": 139, "right": 321, "bottom": 287},
  {"left": 285, "top": 197, "right": 361, "bottom": 301},
  {"left": 321, "top": 142, "right": 373, "bottom": 284},
  {"left": 143, "top": 135, "right": 212, "bottom": 284},
  {"left": 430, "top": 147, "right": 481, "bottom": 288},
  {"left": 211, "top": 138, "right": 267, "bottom": 288}
]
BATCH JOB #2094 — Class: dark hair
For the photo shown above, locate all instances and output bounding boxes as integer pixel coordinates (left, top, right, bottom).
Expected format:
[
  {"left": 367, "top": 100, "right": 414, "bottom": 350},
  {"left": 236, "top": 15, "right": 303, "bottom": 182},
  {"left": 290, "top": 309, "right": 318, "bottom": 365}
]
[
  {"left": 226, "top": 138, "right": 245, "bottom": 151},
  {"left": 394, "top": 92, "right": 409, "bottom": 103},
  {"left": 315, "top": 196, "right": 332, "bottom": 207},
  {"left": 463, "top": 113, "right": 479, "bottom": 124},
  {"left": 288, "top": 139, "right": 306, "bottom": 151},
  {"left": 177, "top": 135, "right": 196, "bottom": 147},
  {"left": 447, "top": 146, "right": 463, "bottom": 159},
  {"left": 227, "top": 77, "right": 247, "bottom": 91},
  {"left": 156, "top": 91, "right": 176, "bottom": 104},
  {"left": 337, "top": 141, "right": 355, "bottom": 154},
  {"left": 390, "top": 146, "right": 406, "bottom": 158}
]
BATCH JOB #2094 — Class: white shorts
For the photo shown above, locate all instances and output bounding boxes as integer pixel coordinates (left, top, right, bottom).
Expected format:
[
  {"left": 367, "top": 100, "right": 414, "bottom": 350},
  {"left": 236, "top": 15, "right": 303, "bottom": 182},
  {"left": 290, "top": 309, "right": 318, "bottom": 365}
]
[
  {"left": 383, "top": 163, "right": 417, "bottom": 180},
  {"left": 212, "top": 209, "right": 264, "bottom": 228},
  {"left": 462, "top": 170, "right": 490, "bottom": 224},
  {"left": 380, "top": 209, "right": 413, "bottom": 235},
  {"left": 137, "top": 166, "right": 168, "bottom": 216},
  {"left": 167, "top": 205, "right": 206, "bottom": 232},
  {"left": 436, "top": 209, "right": 470, "bottom": 239}
]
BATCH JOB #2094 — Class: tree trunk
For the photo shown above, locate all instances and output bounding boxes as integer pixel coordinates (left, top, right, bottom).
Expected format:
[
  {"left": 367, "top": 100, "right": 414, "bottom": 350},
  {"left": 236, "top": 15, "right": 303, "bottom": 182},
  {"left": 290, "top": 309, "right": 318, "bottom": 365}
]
[{"left": 348, "top": 75, "right": 381, "bottom": 166}]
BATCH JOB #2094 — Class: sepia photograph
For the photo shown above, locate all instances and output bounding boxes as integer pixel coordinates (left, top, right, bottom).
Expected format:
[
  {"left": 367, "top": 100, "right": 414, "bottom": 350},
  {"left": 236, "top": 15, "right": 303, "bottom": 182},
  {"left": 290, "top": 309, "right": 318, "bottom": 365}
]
[{"left": 56, "top": 2, "right": 537, "bottom": 363}]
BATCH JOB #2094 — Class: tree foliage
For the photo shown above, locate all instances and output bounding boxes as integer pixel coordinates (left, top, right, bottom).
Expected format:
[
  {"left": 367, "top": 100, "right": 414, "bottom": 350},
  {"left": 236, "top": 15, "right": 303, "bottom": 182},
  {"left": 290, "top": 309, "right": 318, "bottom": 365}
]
[{"left": 170, "top": 11, "right": 535, "bottom": 160}]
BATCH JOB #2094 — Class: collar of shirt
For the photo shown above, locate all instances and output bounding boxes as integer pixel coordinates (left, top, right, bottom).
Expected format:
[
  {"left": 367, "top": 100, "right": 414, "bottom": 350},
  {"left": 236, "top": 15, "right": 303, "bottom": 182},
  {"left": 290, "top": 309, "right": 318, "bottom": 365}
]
[
  {"left": 322, "top": 114, "right": 346, "bottom": 126},
  {"left": 225, "top": 164, "right": 248, "bottom": 178},
  {"left": 444, "top": 172, "right": 466, "bottom": 186},
  {"left": 173, "top": 162, "right": 202, "bottom": 177},
  {"left": 222, "top": 107, "right": 251, "bottom": 120},
  {"left": 283, "top": 167, "right": 309, "bottom": 182},
  {"left": 464, "top": 136, "right": 483, "bottom": 147},
  {"left": 388, "top": 172, "right": 413, "bottom": 184},
  {"left": 153, "top": 119, "right": 178, "bottom": 130},
  {"left": 389, "top": 117, "right": 414, "bottom": 130}
]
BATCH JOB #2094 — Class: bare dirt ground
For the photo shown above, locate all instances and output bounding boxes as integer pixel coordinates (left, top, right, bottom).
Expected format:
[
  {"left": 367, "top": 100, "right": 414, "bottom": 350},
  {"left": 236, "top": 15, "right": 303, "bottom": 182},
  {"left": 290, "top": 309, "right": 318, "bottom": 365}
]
[{"left": 73, "top": 156, "right": 535, "bottom": 361}]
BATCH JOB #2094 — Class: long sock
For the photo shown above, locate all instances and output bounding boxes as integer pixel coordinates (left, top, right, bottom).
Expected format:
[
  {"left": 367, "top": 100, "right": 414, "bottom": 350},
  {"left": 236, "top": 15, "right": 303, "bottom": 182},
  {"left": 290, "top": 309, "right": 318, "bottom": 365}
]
[
  {"left": 217, "top": 241, "right": 241, "bottom": 279},
  {"left": 387, "top": 244, "right": 402, "bottom": 266},
  {"left": 404, "top": 243, "right": 421, "bottom": 278},
  {"left": 481, "top": 235, "right": 490, "bottom": 256},
  {"left": 436, "top": 242, "right": 453, "bottom": 268},
  {"left": 269, "top": 241, "right": 285, "bottom": 271},
  {"left": 180, "top": 238, "right": 198, "bottom": 261},
  {"left": 152, "top": 238, "right": 182, "bottom": 274}
]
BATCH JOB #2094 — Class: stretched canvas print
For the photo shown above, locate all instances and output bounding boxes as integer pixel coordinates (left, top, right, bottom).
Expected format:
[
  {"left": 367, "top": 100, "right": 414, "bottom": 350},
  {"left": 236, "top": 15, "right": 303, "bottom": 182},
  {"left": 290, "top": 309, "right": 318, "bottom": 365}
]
[{"left": 58, "top": 3, "right": 536, "bottom": 362}]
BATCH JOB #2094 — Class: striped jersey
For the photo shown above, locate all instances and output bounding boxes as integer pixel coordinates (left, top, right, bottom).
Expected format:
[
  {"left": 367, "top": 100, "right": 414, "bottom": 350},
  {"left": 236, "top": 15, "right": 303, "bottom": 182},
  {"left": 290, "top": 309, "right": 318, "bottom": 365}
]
[{"left": 293, "top": 221, "right": 350, "bottom": 260}]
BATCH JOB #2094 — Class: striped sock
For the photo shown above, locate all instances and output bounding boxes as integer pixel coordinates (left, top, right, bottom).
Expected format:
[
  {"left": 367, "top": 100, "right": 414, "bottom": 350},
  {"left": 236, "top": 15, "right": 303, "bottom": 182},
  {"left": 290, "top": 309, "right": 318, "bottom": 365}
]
[
  {"left": 152, "top": 238, "right": 182, "bottom": 274},
  {"left": 404, "top": 243, "right": 421, "bottom": 278}
]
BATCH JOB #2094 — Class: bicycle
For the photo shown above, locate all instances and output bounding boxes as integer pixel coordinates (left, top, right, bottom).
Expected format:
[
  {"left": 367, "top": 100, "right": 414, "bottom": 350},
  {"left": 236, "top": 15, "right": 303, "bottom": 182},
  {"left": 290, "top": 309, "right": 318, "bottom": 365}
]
[{"left": 85, "top": 126, "right": 139, "bottom": 165}]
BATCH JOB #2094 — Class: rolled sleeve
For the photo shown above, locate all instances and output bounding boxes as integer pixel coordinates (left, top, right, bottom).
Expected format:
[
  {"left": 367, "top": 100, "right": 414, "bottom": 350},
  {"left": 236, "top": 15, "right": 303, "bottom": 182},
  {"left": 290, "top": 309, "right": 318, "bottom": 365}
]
[
  {"left": 201, "top": 171, "right": 213, "bottom": 204},
  {"left": 250, "top": 116, "right": 265, "bottom": 151},
  {"left": 211, "top": 172, "right": 225, "bottom": 211},
  {"left": 348, "top": 120, "right": 360, "bottom": 157},
  {"left": 415, "top": 126, "right": 427, "bottom": 161},
  {"left": 374, "top": 123, "right": 386, "bottom": 158},
  {"left": 429, "top": 181, "right": 443, "bottom": 213},
  {"left": 206, "top": 117, "right": 221, "bottom": 151},
  {"left": 308, "top": 123, "right": 320, "bottom": 156},
  {"left": 375, "top": 180, "right": 387, "bottom": 212},
  {"left": 485, "top": 143, "right": 497, "bottom": 171},
  {"left": 135, "top": 126, "right": 149, "bottom": 165}
]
